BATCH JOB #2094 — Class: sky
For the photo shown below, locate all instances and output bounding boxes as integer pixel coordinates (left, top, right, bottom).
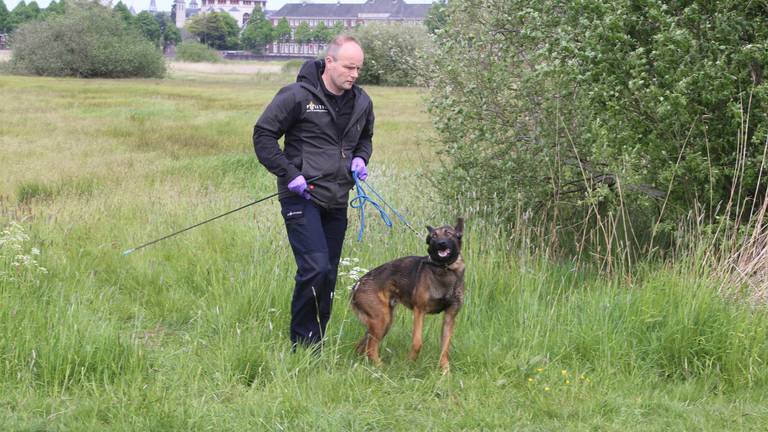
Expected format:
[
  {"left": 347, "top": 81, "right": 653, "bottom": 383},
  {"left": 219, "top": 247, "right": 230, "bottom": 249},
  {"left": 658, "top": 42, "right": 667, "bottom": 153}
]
[{"left": 4, "top": 0, "right": 434, "bottom": 14}]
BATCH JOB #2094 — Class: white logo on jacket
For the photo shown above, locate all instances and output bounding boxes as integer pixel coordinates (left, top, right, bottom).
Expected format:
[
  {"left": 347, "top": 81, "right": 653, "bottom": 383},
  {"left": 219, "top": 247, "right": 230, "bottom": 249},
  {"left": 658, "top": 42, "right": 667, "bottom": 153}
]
[{"left": 306, "top": 101, "right": 328, "bottom": 113}]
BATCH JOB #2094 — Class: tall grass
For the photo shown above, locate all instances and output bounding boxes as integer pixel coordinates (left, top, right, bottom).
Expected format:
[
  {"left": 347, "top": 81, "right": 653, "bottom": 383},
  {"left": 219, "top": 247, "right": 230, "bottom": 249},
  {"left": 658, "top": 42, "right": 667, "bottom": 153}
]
[{"left": 1, "top": 67, "right": 767, "bottom": 430}]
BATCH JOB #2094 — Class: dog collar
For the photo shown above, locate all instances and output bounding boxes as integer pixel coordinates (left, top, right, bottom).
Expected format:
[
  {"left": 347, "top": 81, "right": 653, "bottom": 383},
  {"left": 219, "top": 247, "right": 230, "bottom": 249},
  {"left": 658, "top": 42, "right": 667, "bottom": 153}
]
[{"left": 425, "top": 255, "right": 457, "bottom": 268}]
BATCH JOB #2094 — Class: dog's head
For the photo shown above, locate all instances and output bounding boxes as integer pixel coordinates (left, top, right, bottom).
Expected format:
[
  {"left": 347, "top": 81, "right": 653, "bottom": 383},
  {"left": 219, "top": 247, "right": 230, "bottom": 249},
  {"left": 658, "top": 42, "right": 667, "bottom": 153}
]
[{"left": 426, "top": 218, "right": 464, "bottom": 265}]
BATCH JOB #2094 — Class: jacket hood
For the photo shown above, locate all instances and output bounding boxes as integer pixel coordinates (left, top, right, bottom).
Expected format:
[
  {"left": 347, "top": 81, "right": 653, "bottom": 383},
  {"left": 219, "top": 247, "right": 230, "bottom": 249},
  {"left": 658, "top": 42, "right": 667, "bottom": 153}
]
[{"left": 296, "top": 59, "right": 325, "bottom": 88}]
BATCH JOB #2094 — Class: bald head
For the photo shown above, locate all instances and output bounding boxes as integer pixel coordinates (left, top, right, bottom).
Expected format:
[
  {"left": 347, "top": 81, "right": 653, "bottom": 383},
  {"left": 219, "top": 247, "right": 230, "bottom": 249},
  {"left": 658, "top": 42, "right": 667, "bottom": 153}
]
[
  {"left": 326, "top": 35, "right": 363, "bottom": 60},
  {"left": 322, "top": 36, "right": 364, "bottom": 95}
]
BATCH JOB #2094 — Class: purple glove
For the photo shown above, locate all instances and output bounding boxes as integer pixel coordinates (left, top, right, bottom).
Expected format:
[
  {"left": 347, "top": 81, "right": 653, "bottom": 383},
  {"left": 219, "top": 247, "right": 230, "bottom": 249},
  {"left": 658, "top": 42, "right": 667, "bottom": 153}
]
[
  {"left": 287, "top": 175, "right": 311, "bottom": 200},
  {"left": 351, "top": 157, "right": 368, "bottom": 181}
]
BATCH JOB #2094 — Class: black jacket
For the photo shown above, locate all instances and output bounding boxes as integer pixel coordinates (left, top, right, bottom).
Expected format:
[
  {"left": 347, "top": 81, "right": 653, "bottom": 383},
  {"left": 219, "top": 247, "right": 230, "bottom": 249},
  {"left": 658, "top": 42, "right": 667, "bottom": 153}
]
[{"left": 253, "top": 59, "right": 374, "bottom": 208}]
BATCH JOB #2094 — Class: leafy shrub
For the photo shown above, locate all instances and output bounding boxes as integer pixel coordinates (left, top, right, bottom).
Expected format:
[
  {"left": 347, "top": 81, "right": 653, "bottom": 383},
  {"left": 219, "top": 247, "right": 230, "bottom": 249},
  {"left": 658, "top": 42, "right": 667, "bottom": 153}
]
[
  {"left": 426, "top": 0, "right": 768, "bottom": 251},
  {"left": 10, "top": 3, "right": 165, "bottom": 78},
  {"left": 280, "top": 59, "right": 304, "bottom": 74},
  {"left": 175, "top": 41, "right": 222, "bottom": 63},
  {"left": 351, "top": 23, "right": 430, "bottom": 86},
  {"left": 280, "top": 59, "right": 306, "bottom": 75}
]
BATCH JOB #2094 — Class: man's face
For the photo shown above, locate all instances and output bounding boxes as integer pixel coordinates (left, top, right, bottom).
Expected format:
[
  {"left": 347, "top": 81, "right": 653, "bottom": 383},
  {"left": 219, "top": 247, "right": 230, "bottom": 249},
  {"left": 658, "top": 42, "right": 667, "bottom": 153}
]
[{"left": 324, "top": 42, "right": 364, "bottom": 94}]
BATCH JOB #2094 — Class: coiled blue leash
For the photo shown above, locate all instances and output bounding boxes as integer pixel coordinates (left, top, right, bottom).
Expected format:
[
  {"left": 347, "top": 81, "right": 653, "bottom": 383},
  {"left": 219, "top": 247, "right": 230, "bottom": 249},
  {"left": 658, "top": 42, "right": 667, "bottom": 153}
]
[{"left": 349, "top": 172, "right": 420, "bottom": 241}]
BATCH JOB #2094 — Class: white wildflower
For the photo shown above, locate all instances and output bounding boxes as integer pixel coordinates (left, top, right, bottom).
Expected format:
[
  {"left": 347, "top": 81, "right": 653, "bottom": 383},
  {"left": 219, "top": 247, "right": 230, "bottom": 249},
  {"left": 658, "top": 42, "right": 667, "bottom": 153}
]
[
  {"left": 338, "top": 257, "right": 368, "bottom": 290},
  {"left": 0, "top": 221, "right": 47, "bottom": 282}
]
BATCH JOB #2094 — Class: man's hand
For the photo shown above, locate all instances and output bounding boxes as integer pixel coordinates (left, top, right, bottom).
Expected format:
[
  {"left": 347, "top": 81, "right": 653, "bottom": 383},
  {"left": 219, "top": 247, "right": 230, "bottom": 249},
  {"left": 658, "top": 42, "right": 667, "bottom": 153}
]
[
  {"left": 351, "top": 157, "right": 368, "bottom": 181},
  {"left": 287, "top": 175, "right": 311, "bottom": 200}
]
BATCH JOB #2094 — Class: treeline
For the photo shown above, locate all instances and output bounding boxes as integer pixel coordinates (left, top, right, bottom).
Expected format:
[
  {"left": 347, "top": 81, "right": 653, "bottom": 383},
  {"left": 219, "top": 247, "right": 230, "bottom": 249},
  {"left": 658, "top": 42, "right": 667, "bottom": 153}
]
[
  {"left": 185, "top": 11, "right": 348, "bottom": 54},
  {"left": 0, "top": 0, "right": 180, "bottom": 49},
  {"left": 113, "top": 1, "right": 180, "bottom": 50},
  {"left": 0, "top": 0, "right": 65, "bottom": 34}
]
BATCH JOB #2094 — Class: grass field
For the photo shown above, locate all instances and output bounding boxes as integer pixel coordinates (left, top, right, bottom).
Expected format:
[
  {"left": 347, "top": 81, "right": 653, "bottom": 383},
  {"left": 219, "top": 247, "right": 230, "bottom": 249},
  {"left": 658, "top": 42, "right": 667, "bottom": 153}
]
[{"left": 1, "top": 61, "right": 768, "bottom": 430}]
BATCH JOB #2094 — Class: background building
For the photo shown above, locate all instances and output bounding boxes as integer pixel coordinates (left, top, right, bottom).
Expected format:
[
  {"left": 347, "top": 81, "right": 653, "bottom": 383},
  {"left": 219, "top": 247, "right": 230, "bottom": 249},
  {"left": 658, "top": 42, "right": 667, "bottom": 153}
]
[
  {"left": 171, "top": 0, "right": 431, "bottom": 58},
  {"left": 267, "top": 0, "right": 430, "bottom": 56},
  {"left": 270, "top": 0, "right": 429, "bottom": 28}
]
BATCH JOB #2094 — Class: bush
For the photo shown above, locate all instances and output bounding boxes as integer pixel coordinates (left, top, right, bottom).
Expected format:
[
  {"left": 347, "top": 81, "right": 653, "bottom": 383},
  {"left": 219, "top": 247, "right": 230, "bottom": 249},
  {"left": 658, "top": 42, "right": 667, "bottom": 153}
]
[
  {"left": 10, "top": 3, "right": 165, "bottom": 78},
  {"left": 175, "top": 41, "right": 222, "bottom": 63},
  {"left": 280, "top": 59, "right": 304, "bottom": 74},
  {"left": 351, "top": 23, "right": 430, "bottom": 86},
  {"left": 426, "top": 0, "right": 768, "bottom": 252}
]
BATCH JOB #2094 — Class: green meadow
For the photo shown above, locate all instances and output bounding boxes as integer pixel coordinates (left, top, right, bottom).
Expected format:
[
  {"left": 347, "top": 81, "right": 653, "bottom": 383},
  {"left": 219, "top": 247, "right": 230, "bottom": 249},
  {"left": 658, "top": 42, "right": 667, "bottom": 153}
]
[{"left": 1, "top": 61, "right": 768, "bottom": 430}]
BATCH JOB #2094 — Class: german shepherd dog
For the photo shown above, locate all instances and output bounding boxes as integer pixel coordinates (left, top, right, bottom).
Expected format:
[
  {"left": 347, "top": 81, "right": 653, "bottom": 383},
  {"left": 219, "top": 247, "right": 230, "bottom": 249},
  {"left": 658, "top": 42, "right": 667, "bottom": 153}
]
[{"left": 351, "top": 218, "right": 465, "bottom": 372}]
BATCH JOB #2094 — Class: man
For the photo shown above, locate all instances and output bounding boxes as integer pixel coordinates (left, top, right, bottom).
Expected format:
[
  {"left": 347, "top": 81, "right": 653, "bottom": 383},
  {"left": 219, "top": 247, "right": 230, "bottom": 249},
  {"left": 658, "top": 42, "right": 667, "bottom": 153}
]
[{"left": 253, "top": 35, "right": 374, "bottom": 348}]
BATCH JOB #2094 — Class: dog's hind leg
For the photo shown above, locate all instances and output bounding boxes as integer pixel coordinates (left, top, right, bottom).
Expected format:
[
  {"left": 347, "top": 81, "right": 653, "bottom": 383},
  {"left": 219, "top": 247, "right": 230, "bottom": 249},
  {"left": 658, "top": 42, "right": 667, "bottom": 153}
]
[
  {"left": 408, "top": 307, "right": 425, "bottom": 361},
  {"left": 352, "top": 289, "right": 392, "bottom": 365},
  {"left": 366, "top": 291, "right": 400, "bottom": 365}
]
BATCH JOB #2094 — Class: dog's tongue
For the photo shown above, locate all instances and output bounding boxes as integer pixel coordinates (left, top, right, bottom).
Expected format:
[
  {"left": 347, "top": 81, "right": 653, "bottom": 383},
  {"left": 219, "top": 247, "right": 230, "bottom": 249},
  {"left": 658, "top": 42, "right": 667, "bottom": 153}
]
[{"left": 438, "top": 248, "right": 451, "bottom": 258}]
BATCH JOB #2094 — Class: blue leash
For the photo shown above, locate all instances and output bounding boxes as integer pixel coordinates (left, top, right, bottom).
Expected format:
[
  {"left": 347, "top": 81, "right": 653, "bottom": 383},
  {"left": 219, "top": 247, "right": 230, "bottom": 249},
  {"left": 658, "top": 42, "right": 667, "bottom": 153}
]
[{"left": 349, "top": 172, "right": 420, "bottom": 241}]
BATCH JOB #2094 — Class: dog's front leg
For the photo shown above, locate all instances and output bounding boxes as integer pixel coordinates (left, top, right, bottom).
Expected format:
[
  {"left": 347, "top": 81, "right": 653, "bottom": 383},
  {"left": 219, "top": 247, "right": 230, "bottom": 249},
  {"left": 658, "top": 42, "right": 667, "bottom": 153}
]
[
  {"left": 409, "top": 308, "right": 425, "bottom": 361},
  {"left": 438, "top": 307, "right": 459, "bottom": 373}
]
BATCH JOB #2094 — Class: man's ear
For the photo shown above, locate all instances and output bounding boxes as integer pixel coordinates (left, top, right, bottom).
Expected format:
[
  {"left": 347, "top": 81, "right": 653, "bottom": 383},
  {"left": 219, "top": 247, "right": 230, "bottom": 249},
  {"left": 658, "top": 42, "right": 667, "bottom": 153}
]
[{"left": 425, "top": 225, "right": 434, "bottom": 244}]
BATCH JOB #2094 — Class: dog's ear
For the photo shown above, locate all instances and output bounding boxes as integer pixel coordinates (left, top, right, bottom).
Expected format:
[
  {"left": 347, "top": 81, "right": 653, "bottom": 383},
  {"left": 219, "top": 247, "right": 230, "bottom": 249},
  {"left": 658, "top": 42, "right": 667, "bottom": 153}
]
[
  {"left": 455, "top": 218, "right": 464, "bottom": 238},
  {"left": 425, "top": 225, "right": 434, "bottom": 244}
]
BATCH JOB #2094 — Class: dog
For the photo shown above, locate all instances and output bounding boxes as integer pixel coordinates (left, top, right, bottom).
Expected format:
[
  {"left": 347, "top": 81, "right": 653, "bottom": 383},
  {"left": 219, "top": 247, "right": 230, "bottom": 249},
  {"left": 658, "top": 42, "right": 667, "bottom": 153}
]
[{"left": 351, "top": 218, "right": 465, "bottom": 372}]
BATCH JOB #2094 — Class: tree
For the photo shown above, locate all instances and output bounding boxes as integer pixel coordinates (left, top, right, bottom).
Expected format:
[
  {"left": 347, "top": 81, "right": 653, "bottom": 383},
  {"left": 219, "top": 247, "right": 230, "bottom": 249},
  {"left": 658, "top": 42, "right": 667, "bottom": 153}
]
[
  {"left": 241, "top": 9, "right": 273, "bottom": 54},
  {"left": 0, "top": 0, "right": 9, "bottom": 33},
  {"left": 113, "top": 1, "right": 134, "bottom": 26},
  {"left": 274, "top": 17, "right": 290, "bottom": 42},
  {"left": 186, "top": 12, "right": 239, "bottom": 50},
  {"left": 136, "top": 11, "right": 161, "bottom": 46},
  {"left": 25, "top": 1, "right": 40, "bottom": 20},
  {"left": 154, "top": 12, "right": 180, "bottom": 49},
  {"left": 163, "top": 23, "right": 181, "bottom": 48},
  {"left": 6, "top": 1, "right": 29, "bottom": 32},
  {"left": 424, "top": 0, "right": 447, "bottom": 35},
  {"left": 312, "top": 21, "right": 334, "bottom": 43},
  {"left": 294, "top": 21, "right": 311, "bottom": 43},
  {"left": 331, "top": 21, "right": 345, "bottom": 38},
  {"left": 44, "top": 0, "right": 67, "bottom": 18}
]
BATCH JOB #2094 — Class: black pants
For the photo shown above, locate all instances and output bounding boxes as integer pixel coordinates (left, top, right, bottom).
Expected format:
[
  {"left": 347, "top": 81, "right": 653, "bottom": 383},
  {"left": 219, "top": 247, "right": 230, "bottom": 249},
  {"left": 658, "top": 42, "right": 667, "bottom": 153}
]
[{"left": 280, "top": 195, "right": 348, "bottom": 346}]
